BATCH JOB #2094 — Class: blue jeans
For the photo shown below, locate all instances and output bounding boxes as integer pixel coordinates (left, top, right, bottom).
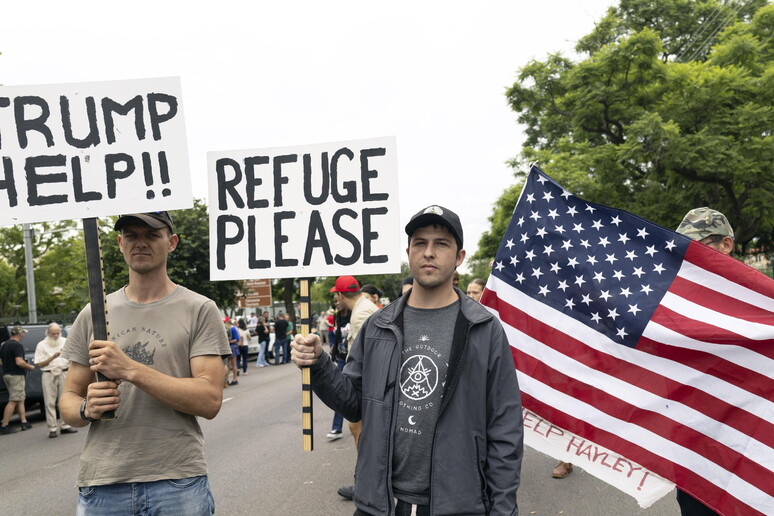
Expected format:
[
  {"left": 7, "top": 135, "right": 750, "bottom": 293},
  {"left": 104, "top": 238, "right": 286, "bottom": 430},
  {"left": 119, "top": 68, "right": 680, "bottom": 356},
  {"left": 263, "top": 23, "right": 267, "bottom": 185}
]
[
  {"left": 77, "top": 475, "right": 214, "bottom": 516},
  {"left": 237, "top": 346, "right": 249, "bottom": 372},
  {"left": 274, "top": 337, "right": 290, "bottom": 364},
  {"left": 331, "top": 357, "right": 345, "bottom": 432},
  {"left": 256, "top": 339, "right": 269, "bottom": 366}
]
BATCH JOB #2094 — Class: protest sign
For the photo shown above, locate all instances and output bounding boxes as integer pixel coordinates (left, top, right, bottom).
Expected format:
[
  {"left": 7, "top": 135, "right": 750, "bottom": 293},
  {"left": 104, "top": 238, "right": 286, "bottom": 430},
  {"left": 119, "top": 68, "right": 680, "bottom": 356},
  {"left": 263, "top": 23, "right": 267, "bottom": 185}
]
[
  {"left": 208, "top": 136, "right": 400, "bottom": 280},
  {"left": 0, "top": 77, "right": 192, "bottom": 226}
]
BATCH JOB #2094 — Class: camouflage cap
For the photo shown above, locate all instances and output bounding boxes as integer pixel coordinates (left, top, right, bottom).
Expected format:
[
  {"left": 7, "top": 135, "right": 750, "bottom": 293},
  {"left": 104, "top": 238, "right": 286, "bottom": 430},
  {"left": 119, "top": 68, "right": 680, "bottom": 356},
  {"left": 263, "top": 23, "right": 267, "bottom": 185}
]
[{"left": 676, "top": 207, "right": 734, "bottom": 241}]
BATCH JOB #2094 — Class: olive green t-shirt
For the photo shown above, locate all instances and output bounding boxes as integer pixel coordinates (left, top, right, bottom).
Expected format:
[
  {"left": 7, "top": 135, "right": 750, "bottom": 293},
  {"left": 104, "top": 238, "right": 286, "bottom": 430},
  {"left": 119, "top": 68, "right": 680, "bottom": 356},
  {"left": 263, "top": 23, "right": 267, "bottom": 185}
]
[{"left": 62, "top": 286, "right": 230, "bottom": 487}]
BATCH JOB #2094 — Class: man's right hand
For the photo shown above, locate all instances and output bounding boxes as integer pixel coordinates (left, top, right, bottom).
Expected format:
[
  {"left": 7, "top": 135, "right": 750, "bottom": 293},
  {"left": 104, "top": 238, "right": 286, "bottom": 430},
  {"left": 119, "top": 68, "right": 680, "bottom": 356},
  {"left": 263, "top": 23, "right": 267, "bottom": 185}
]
[{"left": 291, "top": 334, "right": 323, "bottom": 368}]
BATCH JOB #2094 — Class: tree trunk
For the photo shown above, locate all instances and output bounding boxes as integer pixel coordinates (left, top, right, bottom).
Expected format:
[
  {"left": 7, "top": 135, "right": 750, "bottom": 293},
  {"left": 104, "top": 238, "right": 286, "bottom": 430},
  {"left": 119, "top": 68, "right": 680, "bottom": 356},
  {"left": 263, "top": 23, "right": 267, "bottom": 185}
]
[{"left": 282, "top": 277, "right": 296, "bottom": 332}]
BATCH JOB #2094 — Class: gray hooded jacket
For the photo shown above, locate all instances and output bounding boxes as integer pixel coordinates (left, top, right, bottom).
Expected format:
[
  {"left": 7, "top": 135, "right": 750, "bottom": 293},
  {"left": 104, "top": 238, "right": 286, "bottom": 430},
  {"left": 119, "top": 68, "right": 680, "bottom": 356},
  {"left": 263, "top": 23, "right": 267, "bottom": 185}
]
[{"left": 310, "top": 288, "right": 523, "bottom": 515}]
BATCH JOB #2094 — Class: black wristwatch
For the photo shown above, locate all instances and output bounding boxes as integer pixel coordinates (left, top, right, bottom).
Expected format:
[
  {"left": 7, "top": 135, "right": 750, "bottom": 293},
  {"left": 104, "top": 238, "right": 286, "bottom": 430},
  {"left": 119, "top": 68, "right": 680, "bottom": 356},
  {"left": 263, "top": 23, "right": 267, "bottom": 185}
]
[{"left": 80, "top": 398, "right": 99, "bottom": 423}]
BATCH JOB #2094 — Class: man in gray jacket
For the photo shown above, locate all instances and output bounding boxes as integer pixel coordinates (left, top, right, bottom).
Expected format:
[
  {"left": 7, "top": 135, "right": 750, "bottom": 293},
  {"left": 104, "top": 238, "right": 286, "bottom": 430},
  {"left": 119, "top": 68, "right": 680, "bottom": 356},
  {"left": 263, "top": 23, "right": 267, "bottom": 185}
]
[{"left": 293, "top": 205, "right": 523, "bottom": 515}]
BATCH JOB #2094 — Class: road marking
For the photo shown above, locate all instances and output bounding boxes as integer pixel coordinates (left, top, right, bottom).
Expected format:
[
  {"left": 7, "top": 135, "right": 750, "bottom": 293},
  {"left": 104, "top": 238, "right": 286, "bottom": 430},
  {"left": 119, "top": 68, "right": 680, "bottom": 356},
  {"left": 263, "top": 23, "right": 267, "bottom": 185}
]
[{"left": 223, "top": 397, "right": 234, "bottom": 403}]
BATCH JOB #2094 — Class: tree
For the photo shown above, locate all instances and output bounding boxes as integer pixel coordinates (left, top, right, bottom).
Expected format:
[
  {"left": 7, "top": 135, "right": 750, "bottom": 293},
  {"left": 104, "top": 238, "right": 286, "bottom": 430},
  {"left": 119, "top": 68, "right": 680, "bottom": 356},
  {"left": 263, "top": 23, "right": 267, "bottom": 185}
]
[
  {"left": 477, "top": 0, "right": 773, "bottom": 260},
  {"left": 102, "top": 200, "right": 243, "bottom": 310},
  {"left": 0, "top": 220, "right": 85, "bottom": 320}
]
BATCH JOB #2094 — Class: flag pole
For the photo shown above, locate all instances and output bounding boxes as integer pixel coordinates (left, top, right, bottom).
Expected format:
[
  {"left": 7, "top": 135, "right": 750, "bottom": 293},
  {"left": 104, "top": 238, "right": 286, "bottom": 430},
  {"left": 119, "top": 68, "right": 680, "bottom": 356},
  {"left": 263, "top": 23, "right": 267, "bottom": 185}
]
[
  {"left": 299, "top": 277, "right": 314, "bottom": 451},
  {"left": 82, "top": 217, "right": 116, "bottom": 421}
]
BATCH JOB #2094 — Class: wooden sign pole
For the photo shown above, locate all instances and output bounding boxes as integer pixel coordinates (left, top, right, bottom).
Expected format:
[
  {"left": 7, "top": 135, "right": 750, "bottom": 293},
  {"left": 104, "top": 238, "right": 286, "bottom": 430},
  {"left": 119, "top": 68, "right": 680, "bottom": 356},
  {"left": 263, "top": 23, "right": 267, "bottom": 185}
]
[
  {"left": 82, "top": 217, "right": 116, "bottom": 421},
  {"left": 299, "top": 278, "right": 313, "bottom": 451}
]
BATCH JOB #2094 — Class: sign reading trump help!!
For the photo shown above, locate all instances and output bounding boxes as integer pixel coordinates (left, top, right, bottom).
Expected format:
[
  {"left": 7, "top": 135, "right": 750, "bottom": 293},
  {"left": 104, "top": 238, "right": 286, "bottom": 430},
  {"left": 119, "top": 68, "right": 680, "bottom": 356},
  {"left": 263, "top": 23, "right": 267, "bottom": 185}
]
[
  {"left": 208, "top": 137, "right": 400, "bottom": 280},
  {"left": 0, "top": 77, "right": 192, "bottom": 226}
]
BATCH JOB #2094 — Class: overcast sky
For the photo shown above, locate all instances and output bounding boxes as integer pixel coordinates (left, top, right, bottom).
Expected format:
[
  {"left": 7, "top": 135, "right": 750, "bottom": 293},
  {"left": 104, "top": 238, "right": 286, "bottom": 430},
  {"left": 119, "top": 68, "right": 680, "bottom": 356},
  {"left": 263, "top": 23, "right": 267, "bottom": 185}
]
[{"left": 1, "top": 0, "right": 616, "bottom": 270}]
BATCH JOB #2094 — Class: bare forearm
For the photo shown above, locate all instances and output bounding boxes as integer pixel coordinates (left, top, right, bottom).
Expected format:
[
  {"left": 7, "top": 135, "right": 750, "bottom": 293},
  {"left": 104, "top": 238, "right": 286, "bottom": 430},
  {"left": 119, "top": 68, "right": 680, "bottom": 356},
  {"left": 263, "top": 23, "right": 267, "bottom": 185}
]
[
  {"left": 60, "top": 391, "right": 90, "bottom": 427},
  {"left": 125, "top": 362, "right": 223, "bottom": 419}
]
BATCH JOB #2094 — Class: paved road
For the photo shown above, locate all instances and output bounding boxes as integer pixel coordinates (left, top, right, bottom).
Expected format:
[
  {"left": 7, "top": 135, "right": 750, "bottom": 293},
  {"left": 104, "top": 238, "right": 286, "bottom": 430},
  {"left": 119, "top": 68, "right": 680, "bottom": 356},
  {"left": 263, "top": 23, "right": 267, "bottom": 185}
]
[{"left": 0, "top": 362, "right": 680, "bottom": 515}]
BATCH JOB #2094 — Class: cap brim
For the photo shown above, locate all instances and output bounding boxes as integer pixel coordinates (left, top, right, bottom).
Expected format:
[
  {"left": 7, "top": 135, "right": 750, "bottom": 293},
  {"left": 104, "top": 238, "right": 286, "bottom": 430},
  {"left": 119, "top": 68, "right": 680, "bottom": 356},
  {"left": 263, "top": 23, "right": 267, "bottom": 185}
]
[{"left": 114, "top": 215, "right": 170, "bottom": 231}]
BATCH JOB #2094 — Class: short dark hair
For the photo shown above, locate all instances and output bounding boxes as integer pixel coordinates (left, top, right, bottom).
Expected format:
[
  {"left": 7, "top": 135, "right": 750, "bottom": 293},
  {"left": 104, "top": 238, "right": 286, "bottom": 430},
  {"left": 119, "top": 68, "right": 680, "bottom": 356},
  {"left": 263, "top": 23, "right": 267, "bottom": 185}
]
[
  {"left": 360, "top": 285, "right": 382, "bottom": 298},
  {"left": 407, "top": 223, "right": 461, "bottom": 253},
  {"left": 402, "top": 276, "right": 414, "bottom": 287},
  {"left": 340, "top": 291, "right": 360, "bottom": 299}
]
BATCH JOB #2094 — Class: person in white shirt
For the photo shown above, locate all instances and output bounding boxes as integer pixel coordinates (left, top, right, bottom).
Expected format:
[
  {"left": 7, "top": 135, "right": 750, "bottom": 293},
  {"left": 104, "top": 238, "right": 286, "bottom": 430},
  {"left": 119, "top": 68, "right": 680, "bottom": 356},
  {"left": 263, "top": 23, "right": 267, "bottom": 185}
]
[{"left": 34, "top": 323, "right": 78, "bottom": 438}]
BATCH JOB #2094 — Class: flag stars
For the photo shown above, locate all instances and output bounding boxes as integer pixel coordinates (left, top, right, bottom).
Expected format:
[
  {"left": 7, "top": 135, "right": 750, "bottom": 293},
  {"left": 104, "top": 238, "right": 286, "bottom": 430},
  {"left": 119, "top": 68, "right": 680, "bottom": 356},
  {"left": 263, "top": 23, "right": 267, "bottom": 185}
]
[
  {"left": 542, "top": 191, "right": 554, "bottom": 202},
  {"left": 557, "top": 280, "right": 569, "bottom": 291},
  {"left": 618, "top": 233, "right": 631, "bottom": 244},
  {"left": 616, "top": 327, "right": 628, "bottom": 339},
  {"left": 645, "top": 245, "right": 657, "bottom": 257},
  {"left": 590, "top": 312, "right": 602, "bottom": 323},
  {"left": 599, "top": 290, "right": 612, "bottom": 302},
  {"left": 665, "top": 240, "right": 677, "bottom": 251},
  {"left": 592, "top": 220, "right": 604, "bottom": 230},
  {"left": 538, "top": 285, "right": 551, "bottom": 297},
  {"left": 547, "top": 209, "right": 559, "bottom": 220},
  {"left": 637, "top": 227, "right": 650, "bottom": 239},
  {"left": 632, "top": 267, "right": 645, "bottom": 278},
  {"left": 574, "top": 275, "right": 586, "bottom": 287},
  {"left": 536, "top": 227, "right": 548, "bottom": 238},
  {"left": 567, "top": 206, "right": 578, "bottom": 217},
  {"left": 495, "top": 261, "right": 504, "bottom": 272},
  {"left": 514, "top": 273, "right": 525, "bottom": 285},
  {"left": 543, "top": 245, "right": 555, "bottom": 256},
  {"left": 505, "top": 239, "right": 515, "bottom": 250},
  {"left": 640, "top": 284, "right": 653, "bottom": 295},
  {"left": 510, "top": 255, "right": 519, "bottom": 266},
  {"left": 581, "top": 294, "right": 593, "bottom": 306},
  {"left": 580, "top": 239, "right": 592, "bottom": 249},
  {"left": 560, "top": 190, "right": 572, "bottom": 199},
  {"left": 593, "top": 271, "right": 606, "bottom": 283},
  {"left": 653, "top": 263, "right": 666, "bottom": 274},
  {"left": 525, "top": 250, "right": 536, "bottom": 261},
  {"left": 531, "top": 267, "right": 544, "bottom": 279},
  {"left": 598, "top": 237, "right": 611, "bottom": 248},
  {"left": 565, "top": 298, "right": 576, "bottom": 310},
  {"left": 536, "top": 175, "right": 548, "bottom": 184},
  {"left": 516, "top": 217, "right": 525, "bottom": 227},
  {"left": 554, "top": 225, "right": 566, "bottom": 235},
  {"left": 612, "top": 270, "right": 625, "bottom": 280},
  {"left": 550, "top": 262, "right": 561, "bottom": 274},
  {"left": 586, "top": 255, "right": 598, "bottom": 265},
  {"left": 604, "top": 253, "right": 618, "bottom": 265},
  {"left": 530, "top": 211, "right": 541, "bottom": 221},
  {"left": 526, "top": 193, "right": 536, "bottom": 204},
  {"left": 561, "top": 240, "right": 573, "bottom": 251},
  {"left": 607, "top": 308, "right": 620, "bottom": 321},
  {"left": 627, "top": 304, "right": 641, "bottom": 316},
  {"left": 585, "top": 205, "right": 596, "bottom": 214},
  {"left": 610, "top": 216, "right": 622, "bottom": 226},
  {"left": 625, "top": 250, "right": 638, "bottom": 261},
  {"left": 567, "top": 257, "right": 579, "bottom": 268},
  {"left": 619, "top": 287, "right": 632, "bottom": 298},
  {"left": 573, "top": 223, "right": 585, "bottom": 233},
  {"left": 520, "top": 232, "right": 529, "bottom": 244}
]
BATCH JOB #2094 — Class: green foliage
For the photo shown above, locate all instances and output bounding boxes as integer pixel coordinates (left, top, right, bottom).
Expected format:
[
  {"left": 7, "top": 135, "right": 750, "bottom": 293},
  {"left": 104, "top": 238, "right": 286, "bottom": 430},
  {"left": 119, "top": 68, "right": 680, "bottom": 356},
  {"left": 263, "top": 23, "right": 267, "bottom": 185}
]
[
  {"left": 480, "top": 0, "right": 774, "bottom": 259},
  {"left": 0, "top": 220, "right": 85, "bottom": 320},
  {"left": 102, "top": 200, "right": 243, "bottom": 310}
]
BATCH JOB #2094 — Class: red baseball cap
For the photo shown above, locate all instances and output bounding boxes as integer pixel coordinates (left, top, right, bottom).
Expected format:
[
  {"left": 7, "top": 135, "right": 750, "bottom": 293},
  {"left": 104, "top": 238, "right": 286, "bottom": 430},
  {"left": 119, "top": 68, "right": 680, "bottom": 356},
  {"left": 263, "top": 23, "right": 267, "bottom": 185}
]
[{"left": 330, "top": 275, "right": 360, "bottom": 293}]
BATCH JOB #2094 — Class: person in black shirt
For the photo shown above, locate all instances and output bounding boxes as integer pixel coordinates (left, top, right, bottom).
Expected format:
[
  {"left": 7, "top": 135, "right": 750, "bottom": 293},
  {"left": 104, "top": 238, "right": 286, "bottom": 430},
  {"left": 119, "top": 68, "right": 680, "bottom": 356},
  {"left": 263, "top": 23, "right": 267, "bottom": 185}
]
[{"left": 273, "top": 314, "right": 290, "bottom": 365}]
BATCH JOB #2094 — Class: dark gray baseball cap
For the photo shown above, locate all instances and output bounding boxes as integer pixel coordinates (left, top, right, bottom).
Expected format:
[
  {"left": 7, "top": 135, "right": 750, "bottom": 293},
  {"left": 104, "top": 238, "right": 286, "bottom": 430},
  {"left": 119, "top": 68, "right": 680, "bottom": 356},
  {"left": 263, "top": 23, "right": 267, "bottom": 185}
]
[
  {"left": 405, "top": 205, "right": 463, "bottom": 249},
  {"left": 114, "top": 211, "right": 175, "bottom": 233}
]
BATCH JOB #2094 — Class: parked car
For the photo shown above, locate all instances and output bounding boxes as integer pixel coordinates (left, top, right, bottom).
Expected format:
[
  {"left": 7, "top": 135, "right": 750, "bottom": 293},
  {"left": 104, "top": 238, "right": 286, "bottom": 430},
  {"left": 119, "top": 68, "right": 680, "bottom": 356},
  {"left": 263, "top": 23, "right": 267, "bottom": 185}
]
[{"left": 0, "top": 323, "right": 68, "bottom": 413}]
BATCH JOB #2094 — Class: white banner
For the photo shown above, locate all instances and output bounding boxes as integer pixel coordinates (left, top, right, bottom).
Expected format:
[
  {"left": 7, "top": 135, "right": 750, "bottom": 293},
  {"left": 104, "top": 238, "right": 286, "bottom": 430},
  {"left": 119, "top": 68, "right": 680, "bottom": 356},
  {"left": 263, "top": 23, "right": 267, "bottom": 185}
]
[
  {"left": 0, "top": 77, "right": 192, "bottom": 226},
  {"left": 208, "top": 136, "right": 401, "bottom": 280},
  {"left": 522, "top": 408, "right": 675, "bottom": 508}
]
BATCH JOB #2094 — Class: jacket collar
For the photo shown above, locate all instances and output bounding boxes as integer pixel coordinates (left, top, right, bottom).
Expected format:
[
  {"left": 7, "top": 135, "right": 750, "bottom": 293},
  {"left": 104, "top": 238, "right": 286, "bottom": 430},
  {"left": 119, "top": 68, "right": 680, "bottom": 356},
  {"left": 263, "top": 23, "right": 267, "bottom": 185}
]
[{"left": 375, "top": 286, "right": 494, "bottom": 328}]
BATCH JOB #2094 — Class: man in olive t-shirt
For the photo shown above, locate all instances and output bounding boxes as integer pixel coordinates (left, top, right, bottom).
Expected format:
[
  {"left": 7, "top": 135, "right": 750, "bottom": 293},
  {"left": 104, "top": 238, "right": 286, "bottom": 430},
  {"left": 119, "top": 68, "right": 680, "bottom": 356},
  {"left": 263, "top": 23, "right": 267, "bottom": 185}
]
[{"left": 60, "top": 212, "right": 230, "bottom": 516}]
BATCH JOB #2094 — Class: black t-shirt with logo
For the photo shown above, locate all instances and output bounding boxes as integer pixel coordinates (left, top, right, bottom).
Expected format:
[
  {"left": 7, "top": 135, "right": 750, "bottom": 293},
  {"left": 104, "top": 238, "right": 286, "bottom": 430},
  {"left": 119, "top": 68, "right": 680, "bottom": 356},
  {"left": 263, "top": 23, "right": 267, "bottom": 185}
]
[{"left": 392, "top": 300, "right": 459, "bottom": 505}]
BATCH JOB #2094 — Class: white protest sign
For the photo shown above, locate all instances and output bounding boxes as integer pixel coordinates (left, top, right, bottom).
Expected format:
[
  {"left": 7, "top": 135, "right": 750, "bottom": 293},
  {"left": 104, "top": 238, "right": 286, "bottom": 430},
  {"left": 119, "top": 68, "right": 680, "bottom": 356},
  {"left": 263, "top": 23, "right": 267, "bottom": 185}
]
[
  {"left": 522, "top": 408, "right": 674, "bottom": 508},
  {"left": 208, "top": 137, "right": 401, "bottom": 280},
  {"left": 0, "top": 77, "right": 192, "bottom": 226}
]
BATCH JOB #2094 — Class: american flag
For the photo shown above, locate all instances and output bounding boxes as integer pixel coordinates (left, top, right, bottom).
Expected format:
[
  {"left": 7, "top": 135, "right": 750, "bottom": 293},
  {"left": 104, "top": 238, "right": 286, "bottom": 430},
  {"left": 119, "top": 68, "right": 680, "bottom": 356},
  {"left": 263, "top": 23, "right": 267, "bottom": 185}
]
[{"left": 482, "top": 166, "right": 774, "bottom": 516}]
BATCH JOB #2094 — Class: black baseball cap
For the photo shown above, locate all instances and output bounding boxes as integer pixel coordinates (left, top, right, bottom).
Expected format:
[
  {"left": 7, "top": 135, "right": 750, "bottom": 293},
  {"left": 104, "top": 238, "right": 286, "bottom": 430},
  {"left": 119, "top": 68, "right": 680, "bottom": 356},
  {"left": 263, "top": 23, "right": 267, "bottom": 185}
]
[
  {"left": 405, "top": 205, "right": 463, "bottom": 249},
  {"left": 114, "top": 211, "right": 175, "bottom": 233}
]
